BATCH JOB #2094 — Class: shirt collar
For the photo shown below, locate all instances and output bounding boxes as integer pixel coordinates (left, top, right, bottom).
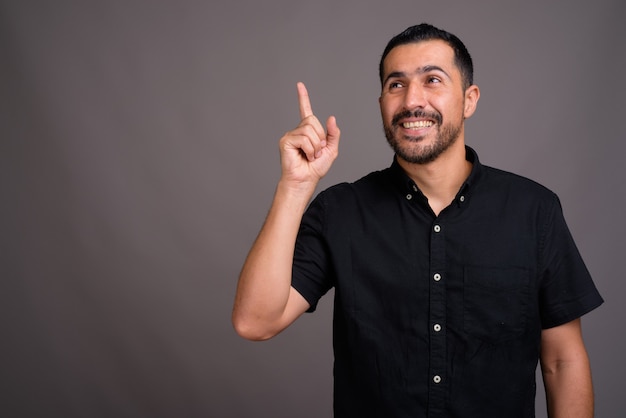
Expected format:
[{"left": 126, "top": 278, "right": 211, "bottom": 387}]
[
  {"left": 462, "top": 145, "right": 483, "bottom": 193},
  {"left": 389, "top": 146, "right": 484, "bottom": 205}
]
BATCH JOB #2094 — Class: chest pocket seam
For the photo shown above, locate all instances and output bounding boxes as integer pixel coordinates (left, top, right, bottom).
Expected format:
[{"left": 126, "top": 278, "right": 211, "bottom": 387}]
[{"left": 463, "top": 265, "right": 530, "bottom": 344}]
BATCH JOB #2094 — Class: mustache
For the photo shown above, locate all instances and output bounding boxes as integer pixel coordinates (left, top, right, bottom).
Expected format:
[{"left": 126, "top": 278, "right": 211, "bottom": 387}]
[{"left": 392, "top": 109, "right": 442, "bottom": 126}]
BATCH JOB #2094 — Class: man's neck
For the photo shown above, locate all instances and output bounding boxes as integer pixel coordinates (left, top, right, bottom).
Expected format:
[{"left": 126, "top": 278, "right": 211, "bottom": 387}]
[{"left": 397, "top": 140, "right": 472, "bottom": 216}]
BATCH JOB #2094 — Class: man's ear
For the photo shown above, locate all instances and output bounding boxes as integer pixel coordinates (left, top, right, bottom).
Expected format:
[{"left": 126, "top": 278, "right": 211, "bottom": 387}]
[{"left": 463, "top": 85, "right": 480, "bottom": 119}]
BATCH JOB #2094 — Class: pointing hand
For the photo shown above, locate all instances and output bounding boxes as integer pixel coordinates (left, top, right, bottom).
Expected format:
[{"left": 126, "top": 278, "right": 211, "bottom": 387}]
[{"left": 278, "top": 82, "right": 341, "bottom": 186}]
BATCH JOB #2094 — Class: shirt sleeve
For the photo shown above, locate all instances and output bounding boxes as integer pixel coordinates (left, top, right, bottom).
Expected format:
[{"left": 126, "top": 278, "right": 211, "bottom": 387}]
[
  {"left": 292, "top": 191, "right": 335, "bottom": 312},
  {"left": 538, "top": 194, "right": 603, "bottom": 328}
]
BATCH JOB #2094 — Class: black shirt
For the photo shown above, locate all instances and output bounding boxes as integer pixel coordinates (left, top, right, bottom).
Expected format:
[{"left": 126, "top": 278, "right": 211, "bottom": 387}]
[{"left": 292, "top": 147, "right": 603, "bottom": 418}]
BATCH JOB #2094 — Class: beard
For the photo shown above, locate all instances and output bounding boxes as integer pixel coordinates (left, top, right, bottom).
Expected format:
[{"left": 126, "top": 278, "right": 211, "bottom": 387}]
[{"left": 383, "top": 108, "right": 462, "bottom": 164}]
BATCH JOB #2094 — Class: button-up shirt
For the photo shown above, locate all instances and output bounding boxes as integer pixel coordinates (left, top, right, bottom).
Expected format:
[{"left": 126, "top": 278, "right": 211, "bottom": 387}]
[{"left": 292, "top": 146, "right": 603, "bottom": 418}]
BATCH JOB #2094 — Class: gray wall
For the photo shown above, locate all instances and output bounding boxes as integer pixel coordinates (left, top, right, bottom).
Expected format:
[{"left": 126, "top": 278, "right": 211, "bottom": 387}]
[{"left": 2, "top": 1, "right": 624, "bottom": 417}]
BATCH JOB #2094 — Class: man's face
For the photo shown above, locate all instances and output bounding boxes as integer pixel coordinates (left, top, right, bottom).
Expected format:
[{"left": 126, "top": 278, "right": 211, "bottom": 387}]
[{"left": 379, "top": 40, "right": 477, "bottom": 165}]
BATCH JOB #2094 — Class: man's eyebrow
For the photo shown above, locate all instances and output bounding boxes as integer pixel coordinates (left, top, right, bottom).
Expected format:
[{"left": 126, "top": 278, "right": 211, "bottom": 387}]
[
  {"left": 382, "top": 65, "right": 451, "bottom": 86},
  {"left": 419, "top": 65, "right": 450, "bottom": 78},
  {"left": 382, "top": 71, "right": 406, "bottom": 86}
]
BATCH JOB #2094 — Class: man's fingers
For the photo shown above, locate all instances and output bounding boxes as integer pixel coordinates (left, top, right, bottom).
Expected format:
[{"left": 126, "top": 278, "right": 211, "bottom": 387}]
[
  {"left": 283, "top": 132, "right": 318, "bottom": 162},
  {"left": 292, "top": 83, "right": 340, "bottom": 162},
  {"left": 326, "top": 116, "right": 341, "bottom": 146},
  {"left": 297, "top": 82, "right": 313, "bottom": 120},
  {"left": 291, "top": 125, "right": 325, "bottom": 159},
  {"left": 296, "top": 83, "right": 325, "bottom": 142}
]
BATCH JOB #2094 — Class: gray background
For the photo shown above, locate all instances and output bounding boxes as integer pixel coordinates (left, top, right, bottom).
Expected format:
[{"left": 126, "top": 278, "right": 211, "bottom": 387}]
[{"left": 1, "top": 0, "right": 624, "bottom": 417}]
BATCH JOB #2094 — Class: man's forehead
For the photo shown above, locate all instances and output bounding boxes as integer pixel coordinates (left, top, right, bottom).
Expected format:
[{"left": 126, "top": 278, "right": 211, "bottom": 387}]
[{"left": 383, "top": 40, "right": 455, "bottom": 73}]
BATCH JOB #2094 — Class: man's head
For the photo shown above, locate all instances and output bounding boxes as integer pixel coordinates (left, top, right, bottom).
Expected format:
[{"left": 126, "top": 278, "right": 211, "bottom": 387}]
[
  {"left": 378, "top": 24, "right": 479, "bottom": 165},
  {"left": 379, "top": 23, "right": 474, "bottom": 91}
]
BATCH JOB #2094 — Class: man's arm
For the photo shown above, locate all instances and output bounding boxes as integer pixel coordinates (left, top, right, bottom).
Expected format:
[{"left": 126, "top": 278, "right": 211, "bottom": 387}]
[
  {"left": 540, "top": 318, "right": 594, "bottom": 418},
  {"left": 232, "top": 82, "right": 340, "bottom": 341}
]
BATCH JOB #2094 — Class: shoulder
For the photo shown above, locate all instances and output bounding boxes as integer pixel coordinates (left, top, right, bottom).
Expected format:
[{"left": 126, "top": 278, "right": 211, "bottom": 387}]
[
  {"left": 316, "top": 166, "right": 398, "bottom": 204},
  {"left": 479, "top": 164, "right": 558, "bottom": 203}
]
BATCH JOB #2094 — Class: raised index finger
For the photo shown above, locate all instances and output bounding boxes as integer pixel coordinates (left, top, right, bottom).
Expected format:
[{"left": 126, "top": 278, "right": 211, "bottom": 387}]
[{"left": 297, "top": 82, "right": 313, "bottom": 120}]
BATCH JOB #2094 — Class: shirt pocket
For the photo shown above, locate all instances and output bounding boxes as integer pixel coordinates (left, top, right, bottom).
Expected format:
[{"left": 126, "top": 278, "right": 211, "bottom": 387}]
[{"left": 463, "top": 266, "right": 530, "bottom": 344}]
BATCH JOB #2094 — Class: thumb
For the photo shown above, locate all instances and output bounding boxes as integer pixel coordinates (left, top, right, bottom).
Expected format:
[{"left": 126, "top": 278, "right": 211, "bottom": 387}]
[{"left": 326, "top": 116, "right": 341, "bottom": 147}]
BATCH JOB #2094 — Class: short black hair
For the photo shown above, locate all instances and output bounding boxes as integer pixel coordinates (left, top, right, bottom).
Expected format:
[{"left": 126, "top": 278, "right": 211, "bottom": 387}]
[{"left": 379, "top": 23, "right": 474, "bottom": 90}]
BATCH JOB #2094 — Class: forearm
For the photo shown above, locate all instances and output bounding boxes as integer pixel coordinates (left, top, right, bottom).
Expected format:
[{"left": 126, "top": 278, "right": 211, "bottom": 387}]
[
  {"left": 232, "top": 179, "right": 316, "bottom": 340},
  {"left": 542, "top": 342, "right": 594, "bottom": 417}
]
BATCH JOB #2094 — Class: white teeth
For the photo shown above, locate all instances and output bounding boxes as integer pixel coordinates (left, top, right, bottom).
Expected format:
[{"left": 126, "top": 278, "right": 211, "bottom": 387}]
[{"left": 403, "top": 120, "right": 434, "bottom": 129}]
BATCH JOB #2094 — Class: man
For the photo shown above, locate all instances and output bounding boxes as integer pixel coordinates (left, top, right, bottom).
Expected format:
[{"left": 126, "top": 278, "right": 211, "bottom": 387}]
[{"left": 233, "top": 23, "right": 603, "bottom": 417}]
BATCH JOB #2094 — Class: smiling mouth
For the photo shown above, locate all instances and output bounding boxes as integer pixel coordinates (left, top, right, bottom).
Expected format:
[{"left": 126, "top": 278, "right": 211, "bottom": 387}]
[{"left": 402, "top": 120, "right": 434, "bottom": 129}]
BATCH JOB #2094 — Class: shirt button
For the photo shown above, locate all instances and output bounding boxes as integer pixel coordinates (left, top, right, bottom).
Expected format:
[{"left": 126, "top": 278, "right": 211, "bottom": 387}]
[
  {"left": 406, "top": 194, "right": 412, "bottom": 200},
  {"left": 433, "top": 273, "right": 441, "bottom": 282},
  {"left": 433, "top": 375, "right": 442, "bottom": 384},
  {"left": 434, "top": 324, "right": 442, "bottom": 332},
  {"left": 433, "top": 225, "right": 441, "bottom": 232},
  {"left": 460, "top": 195, "right": 465, "bottom": 202}
]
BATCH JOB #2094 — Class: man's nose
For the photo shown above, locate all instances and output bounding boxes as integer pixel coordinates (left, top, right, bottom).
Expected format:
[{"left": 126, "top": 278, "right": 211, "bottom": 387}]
[{"left": 404, "top": 83, "right": 427, "bottom": 109}]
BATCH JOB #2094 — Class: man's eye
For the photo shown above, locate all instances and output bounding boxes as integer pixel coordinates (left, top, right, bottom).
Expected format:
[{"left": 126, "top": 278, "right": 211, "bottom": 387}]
[
  {"left": 427, "top": 77, "right": 441, "bottom": 84},
  {"left": 389, "top": 82, "right": 403, "bottom": 89}
]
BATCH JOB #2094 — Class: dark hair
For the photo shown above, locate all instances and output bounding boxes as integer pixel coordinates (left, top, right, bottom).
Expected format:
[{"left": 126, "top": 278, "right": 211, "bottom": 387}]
[{"left": 379, "top": 23, "right": 474, "bottom": 90}]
